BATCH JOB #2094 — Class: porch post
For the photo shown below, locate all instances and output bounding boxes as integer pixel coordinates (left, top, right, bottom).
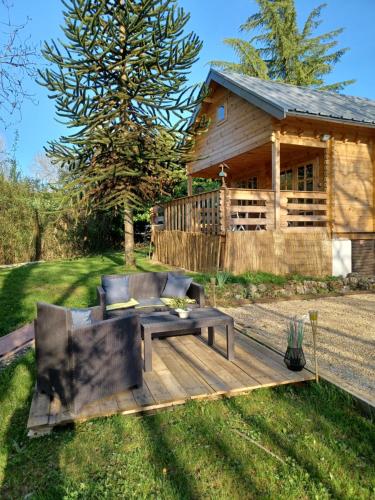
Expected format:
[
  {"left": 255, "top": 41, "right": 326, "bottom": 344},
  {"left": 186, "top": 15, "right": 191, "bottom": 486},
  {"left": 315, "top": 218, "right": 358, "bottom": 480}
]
[
  {"left": 187, "top": 174, "right": 193, "bottom": 196},
  {"left": 272, "top": 131, "right": 281, "bottom": 230}
]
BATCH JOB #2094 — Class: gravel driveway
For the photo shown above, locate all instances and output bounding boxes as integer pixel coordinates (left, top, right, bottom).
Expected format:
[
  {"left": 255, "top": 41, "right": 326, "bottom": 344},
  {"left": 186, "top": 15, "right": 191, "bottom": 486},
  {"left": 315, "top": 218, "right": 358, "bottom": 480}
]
[{"left": 222, "top": 294, "right": 375, "bottom": 405}]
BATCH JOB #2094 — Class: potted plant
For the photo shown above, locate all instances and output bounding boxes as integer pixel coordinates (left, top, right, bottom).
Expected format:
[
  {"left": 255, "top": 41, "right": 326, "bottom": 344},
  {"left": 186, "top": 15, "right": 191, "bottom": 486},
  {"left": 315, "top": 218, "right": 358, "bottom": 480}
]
[
  {"left": 170, "top": 297, "right": 192, "bottom": 319},
  {"left": 284, "top": 316, "right": 306, "bottom": 371}
]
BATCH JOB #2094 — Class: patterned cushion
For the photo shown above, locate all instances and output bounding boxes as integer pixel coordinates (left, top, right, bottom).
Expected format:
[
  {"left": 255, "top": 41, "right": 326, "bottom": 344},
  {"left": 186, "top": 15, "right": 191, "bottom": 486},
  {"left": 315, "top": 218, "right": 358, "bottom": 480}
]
[
  {"left": 106, "top": 298, "right": 139, "bottom": 311},
  {"left": 161, "top": 273, "right": 193, "bottom": 298},
  {"left": 102, "top": 276, "right": 130, "bottom": 305},
  {"left": 160, "top": 297, "right": 195, "bottom": 306},
  {"left": 135, "top": 298, "right": 165, "bottom": 309}
]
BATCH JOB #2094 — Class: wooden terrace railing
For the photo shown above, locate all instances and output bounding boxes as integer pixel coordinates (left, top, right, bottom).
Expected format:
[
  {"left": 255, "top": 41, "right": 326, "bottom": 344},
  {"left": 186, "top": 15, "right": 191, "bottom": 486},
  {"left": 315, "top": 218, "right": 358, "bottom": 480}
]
[
  {"left": 227, "top": 188, "right": 275, "bottom": 231},
  {"left": 280, "top": 191, "right": 329, "bottom": 229},
  {"left": 164, "top": 189, "right": 223, "bottom": 235},
  {"left": 162, "top": 188, "right": 328, "bottom": 234}
]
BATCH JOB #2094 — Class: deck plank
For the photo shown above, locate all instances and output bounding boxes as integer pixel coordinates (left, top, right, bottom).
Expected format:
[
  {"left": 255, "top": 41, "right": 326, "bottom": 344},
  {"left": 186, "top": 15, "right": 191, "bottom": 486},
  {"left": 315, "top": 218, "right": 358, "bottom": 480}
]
[
  {"left": 166, "top": 336, "right": 232, "bottom": 392},
  {"left": 143, "top": 370, "right": 175, "bottom": 404},
  {"left": 27, "top": 331, "right": 315, "bottom": 435},
  {"left": 182, "top": 335, "right": 259, "bottom": 389},
  {"left": 116, "top": 391, "right": 139, "bottom": 412},
  {"left": 211, "top": 327, "right": 310, "bottom": 382},
  {"left": 27, "top": 389, "right": 50, "bottom": 429},
  {"left": 132, "top": 382, "right": 156, "bottom": 407},
  {"left": 152, "top": 344, "right": 189, "bottom": 400},
  {"left": 155, "top": 338, "right": 215, "bottom": 397},
  {"left": 48, "top": 395, "right": 62, "bottom": 426},
  {"left": 200, "top": 328, "right": 284, "bottom": 383}
]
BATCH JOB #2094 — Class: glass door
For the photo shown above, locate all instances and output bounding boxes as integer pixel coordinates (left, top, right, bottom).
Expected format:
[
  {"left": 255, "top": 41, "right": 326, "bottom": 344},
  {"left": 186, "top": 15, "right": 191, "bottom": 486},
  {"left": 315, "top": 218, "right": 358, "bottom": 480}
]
[
  {"left": 280, "top": 169, "right": 293, "bottom": 190},
  {"left": 297, "top": 163, "right": 314, "bottom": 191}
]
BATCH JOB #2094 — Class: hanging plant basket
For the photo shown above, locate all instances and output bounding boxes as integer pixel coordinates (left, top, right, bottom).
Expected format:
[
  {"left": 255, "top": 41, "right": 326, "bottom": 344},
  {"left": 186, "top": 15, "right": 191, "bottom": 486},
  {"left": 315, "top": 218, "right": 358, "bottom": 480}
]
[{"left": 284, "top": 347, "right": 306, "bottom": 371}]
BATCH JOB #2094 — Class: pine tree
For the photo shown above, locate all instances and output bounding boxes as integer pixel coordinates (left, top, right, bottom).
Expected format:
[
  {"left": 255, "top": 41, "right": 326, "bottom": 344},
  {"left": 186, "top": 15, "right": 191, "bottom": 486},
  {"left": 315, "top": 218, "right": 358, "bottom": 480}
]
[
  {"left": 38, "top": 0, "right": 206, "bottom": 264},
  {"left": 211, "top": 0, "right": 354, "bottom": 92}
]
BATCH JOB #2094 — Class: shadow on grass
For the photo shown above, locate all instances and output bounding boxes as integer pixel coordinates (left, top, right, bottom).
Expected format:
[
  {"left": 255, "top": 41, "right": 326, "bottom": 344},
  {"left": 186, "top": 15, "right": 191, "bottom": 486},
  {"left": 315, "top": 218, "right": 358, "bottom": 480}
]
[
  {"left": 135, "top": 259, "right": 170, "bottom": 274},
  {"left": 0, "top": 352, "right": 75, "bottom": 498},
  {"left": 189, "top": 407, "right": 266, "bottom": 497},
  {"left": 273, "top": 383, "right": 375, "bottom": 461},
  {"left": 140, "top": 412, "right": 200, "bottom": 499},
  {"left": 44, "top": 254, "right": 126, "bottom": 309},
  {"left": 224, "top": 385, "right": 375, "bottom": 497},
  {"left": 140, "top": 404, "right": 265, "bottom": 498},
  {"left": 101, "top": 252, "right": 125, "bottom": 267},
  {"left": 0, "top": 264, "right": 36, "bottom": 336}
]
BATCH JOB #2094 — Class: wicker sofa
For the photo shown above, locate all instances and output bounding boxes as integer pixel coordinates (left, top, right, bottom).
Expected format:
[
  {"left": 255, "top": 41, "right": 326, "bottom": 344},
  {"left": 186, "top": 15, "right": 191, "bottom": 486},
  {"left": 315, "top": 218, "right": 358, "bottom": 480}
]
[
  {"left": 97, "top": 271, "right": 205, "bottom": 319},
  {"left": 34, "top": 302, "right": 142, "bottom": 414}
]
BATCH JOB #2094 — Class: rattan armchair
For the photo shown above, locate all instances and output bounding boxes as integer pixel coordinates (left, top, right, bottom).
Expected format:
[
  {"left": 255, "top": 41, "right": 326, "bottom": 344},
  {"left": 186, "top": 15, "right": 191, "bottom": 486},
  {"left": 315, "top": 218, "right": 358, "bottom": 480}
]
[{"left": 34, "top": 302, "right": 142, "bottom": 414}]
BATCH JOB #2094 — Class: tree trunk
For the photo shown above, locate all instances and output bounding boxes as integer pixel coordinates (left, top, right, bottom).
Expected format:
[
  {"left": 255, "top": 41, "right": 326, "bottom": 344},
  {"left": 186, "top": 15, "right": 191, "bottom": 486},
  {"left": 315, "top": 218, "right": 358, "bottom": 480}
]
[
  {"left": 34, "top": 208, "right": 43, "bottom": 261},
  {"left": 124, "top": 203, "right": 135, "bottom": 266}
]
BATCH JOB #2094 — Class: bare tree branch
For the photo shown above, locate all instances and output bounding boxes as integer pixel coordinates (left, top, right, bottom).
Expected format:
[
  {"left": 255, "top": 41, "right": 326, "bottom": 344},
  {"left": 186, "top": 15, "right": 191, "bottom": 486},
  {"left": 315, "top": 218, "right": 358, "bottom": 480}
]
[{"left": 0, "top": 0, "right": 38, "bottom": 127}]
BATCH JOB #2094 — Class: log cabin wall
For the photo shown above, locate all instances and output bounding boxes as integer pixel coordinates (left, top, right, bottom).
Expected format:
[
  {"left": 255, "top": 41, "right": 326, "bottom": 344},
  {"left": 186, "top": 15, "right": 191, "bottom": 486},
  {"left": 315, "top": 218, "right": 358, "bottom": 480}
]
[
  {"left": 277, "top": 117, "right": 375, "bottom": 237},
  {"left": 190, "top": 84, "right": 273, "bottom": 174},
  {"left": 332, "top": 141, "right": 374, "bottom": 234},
  {"left": 230, "top": 159, "right": 272, "bottom": 189},
  {"left": 352, "top": 240, "right": 375, "bottom": 275}
]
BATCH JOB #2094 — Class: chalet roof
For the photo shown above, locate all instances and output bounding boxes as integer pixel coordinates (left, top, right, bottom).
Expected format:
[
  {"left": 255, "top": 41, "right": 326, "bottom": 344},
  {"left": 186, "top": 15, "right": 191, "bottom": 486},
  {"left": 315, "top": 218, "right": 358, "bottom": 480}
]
[{"left": 204, "top": 69, "right": 375, "bottom": 127}]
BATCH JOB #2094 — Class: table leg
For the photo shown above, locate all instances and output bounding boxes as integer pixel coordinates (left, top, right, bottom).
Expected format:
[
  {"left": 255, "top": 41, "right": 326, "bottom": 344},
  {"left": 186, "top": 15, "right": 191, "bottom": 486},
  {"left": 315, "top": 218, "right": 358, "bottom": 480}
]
[
  {"left": 226, "top": 322, "right": 235, "bottom": 361},
  {"left": 143, "top": 331, "right": 152, "bottom": 372},
  {"left": 208, "top": 326, "right": 215, "bottom": 346}
]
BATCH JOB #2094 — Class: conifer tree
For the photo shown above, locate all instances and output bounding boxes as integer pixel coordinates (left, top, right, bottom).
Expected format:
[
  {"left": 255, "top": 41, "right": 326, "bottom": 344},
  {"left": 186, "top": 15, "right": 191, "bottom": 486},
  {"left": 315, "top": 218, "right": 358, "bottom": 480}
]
[
  {"left": 38, "top": 0, "right": 206, "bottom": 264},
  {"left": 211, "top": 0, "right": 354, "bottom": 92}
]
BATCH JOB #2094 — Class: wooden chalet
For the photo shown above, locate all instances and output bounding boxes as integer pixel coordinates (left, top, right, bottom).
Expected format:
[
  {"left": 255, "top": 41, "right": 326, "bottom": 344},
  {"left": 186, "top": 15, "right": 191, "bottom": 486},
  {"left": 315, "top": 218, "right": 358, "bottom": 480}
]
[{"left": 153, "top": 70, "right": 375, "bottom": 276}]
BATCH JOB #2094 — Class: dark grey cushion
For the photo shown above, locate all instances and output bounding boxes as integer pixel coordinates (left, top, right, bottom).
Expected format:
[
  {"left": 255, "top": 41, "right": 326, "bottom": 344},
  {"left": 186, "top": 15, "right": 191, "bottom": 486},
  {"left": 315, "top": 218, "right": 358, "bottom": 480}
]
[
  {"left": 128, "top": 272, "right": 168, "bottom": 299},
  {"left": 71, "top": 308, "right": 93, "bottom": 328},
  {"left": 136, "top": 297, "right": 165, "bottom": 308},
  {"left": 102, "top": 276, "right": 130, "bottom": 305},
  {"left": 161, "top": 273, "right": 193, "bottom": 298}
]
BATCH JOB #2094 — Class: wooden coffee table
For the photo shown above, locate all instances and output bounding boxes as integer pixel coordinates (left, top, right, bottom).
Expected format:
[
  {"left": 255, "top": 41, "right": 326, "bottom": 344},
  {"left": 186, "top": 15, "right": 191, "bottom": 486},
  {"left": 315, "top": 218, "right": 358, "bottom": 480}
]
[{"left": 140, "top": 307, "right": 235, "bottom": 372}]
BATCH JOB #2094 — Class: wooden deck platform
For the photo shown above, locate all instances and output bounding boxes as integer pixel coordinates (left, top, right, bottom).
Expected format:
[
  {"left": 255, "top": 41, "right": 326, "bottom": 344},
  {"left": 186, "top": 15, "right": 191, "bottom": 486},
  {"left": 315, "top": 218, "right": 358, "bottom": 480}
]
[{"left": 27, "top": 328, "right": 315, "bottom": 437}]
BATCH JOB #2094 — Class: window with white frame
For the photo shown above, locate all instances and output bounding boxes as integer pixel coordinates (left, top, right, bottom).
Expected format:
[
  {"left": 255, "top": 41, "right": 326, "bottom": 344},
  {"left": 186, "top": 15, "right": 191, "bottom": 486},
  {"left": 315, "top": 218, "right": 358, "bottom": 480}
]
[{"left": 216, "top": 103, "right": 226, "bottom": 123}]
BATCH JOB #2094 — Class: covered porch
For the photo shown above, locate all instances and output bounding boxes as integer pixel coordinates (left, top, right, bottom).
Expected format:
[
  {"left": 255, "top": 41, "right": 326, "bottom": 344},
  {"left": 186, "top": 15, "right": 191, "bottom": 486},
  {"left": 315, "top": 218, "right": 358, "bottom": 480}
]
[{"left": 164, "top": 138, "right": 330, "bottom": 234}]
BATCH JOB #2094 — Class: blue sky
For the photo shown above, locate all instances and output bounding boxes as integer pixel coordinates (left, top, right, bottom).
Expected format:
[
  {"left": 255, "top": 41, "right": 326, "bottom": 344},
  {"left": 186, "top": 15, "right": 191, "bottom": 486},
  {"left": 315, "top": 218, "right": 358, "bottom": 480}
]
[{"left": 2, "top": 0, "right": 375, "bottom": 174}]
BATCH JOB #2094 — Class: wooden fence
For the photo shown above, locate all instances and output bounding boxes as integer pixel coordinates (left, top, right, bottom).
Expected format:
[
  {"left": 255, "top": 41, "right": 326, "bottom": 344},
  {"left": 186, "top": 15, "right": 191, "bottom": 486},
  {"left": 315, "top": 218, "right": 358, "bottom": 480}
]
[
  {"left": 224, "top": 230, "right": 332, "bottom": 276},
  {"left": 153, "top": 229, "right": 332, "bottom": 276},
  {"left": 152, "top": 230, "right": 221, "bottom": 272}
]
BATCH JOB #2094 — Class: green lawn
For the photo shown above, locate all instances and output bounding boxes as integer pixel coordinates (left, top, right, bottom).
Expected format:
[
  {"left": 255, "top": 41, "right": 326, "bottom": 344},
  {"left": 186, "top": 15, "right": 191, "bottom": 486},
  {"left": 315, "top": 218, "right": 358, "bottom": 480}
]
[
  {"left": 1, "top": 351, "right": 374, "bottom": 499},
  {"left": 0, "top": 249, "right": 337, "bottom": 337},
  {"left": 0, "top": 249, "right": 169, "bottom": 337},
  {"left": 0, "top": 252, "right": 374, "bottom": 498}
]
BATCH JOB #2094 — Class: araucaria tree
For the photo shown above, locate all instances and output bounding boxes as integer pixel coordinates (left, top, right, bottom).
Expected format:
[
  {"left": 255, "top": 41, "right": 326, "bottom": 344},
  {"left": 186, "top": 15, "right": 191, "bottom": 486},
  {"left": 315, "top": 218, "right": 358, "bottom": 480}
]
[
  {"left": 211, "top": 0, "right": 354, "bottom": 91},
  {"left": 38, "top": 0, "right": 206, "bottom": 264}
]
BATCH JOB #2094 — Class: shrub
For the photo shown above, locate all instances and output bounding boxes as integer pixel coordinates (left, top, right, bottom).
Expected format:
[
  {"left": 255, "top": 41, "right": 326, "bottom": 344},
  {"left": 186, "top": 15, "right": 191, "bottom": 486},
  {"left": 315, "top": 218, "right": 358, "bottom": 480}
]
[{"left": 216, "top": 271, "right": 231, "bottom": 287}]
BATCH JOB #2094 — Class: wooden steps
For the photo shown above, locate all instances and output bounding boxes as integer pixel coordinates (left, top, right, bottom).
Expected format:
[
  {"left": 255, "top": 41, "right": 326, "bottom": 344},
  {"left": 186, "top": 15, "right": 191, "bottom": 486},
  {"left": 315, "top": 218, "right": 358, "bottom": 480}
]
[{"left": 27, "top": 328, "right": 315, "bottom": 437}]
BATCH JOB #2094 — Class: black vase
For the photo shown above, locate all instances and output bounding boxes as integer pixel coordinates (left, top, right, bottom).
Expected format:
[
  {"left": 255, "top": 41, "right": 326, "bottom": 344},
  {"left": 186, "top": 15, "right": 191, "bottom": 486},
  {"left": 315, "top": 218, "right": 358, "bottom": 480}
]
[{"left": 284, "top": 347, "right": 306, "bottom": 371}]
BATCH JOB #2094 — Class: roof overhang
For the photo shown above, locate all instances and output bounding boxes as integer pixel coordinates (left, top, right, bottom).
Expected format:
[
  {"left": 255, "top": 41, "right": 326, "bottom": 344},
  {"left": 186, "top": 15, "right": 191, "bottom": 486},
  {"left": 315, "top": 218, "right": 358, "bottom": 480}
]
[
  {"left": 190, "top": 68, "right": 286, "bottom": 126},
  {"left": 191, "top": 69, "right": 375, "bottom": 130},
  {"left": 286, "top": 111, "right": 375, "bottom": 129}
]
